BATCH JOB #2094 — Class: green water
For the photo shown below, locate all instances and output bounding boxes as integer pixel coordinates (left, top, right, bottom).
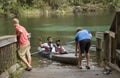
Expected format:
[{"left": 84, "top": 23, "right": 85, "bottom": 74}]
[{"left": 0, "top": 14, "right": 114, "bottom": 52}]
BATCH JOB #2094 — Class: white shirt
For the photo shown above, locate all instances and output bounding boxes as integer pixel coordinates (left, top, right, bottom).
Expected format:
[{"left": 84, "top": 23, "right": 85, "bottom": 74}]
[{"left": 41, "top": 43, "right": 56, "bottom": 52}]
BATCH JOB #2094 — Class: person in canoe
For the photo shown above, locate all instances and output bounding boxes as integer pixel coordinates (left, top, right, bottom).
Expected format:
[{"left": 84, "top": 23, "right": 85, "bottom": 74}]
[
  {"left": 54, "top": 39, "right": 68, "bottom": 54},
  {"left": 75, "top": 27, "right": 92, "bottom": 69},
  {"left": 38, "top": 37, "right": 45, "bottom": 52},
  {"left": 38, "top": 36, "right": 56, "bottom": 58}
]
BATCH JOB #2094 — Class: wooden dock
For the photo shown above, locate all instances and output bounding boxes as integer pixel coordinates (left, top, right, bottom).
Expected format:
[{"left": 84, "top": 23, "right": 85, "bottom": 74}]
[{"left": 96, "top": 11, "right": 120, "bottom": 71}]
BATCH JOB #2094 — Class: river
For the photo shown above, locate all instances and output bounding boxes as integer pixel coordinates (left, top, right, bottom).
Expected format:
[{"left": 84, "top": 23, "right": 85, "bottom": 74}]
[{"left": 0, "top": 13, "right": 114, "bottom": 52}]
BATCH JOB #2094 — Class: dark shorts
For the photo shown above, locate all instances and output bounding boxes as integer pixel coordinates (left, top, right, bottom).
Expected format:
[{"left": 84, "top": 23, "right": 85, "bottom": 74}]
[{"left": 79, "top": 39, "right": 91, "bottom": 54}]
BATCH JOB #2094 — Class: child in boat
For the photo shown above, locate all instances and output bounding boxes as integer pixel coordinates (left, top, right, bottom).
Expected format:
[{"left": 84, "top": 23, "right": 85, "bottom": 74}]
[{"left": 55, "top": 40, "right": 68, "bottom": 54}]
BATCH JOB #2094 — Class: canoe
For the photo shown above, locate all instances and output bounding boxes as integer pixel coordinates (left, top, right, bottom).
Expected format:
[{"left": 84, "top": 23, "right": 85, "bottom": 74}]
[
  {"left": 35, "top": 47, "right": 78, "bottom": 65},
  {"left": 35, "top": 51, "right": 78, "bottom": 65},
  {"left": 52, "top": 53, "right": 78, "bottom": 65}
]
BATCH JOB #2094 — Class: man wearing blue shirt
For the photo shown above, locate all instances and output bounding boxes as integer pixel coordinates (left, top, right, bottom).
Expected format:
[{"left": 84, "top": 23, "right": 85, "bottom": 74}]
[{"left": 75, "top": 27, "right": 92, "bottom": 69}]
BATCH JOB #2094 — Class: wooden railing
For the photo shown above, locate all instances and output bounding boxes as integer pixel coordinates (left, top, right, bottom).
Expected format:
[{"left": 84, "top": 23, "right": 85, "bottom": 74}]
[
  {"left": 96, "top": 31, "right": 116, "bottom": 66},
  {"left": 96, "top": 32, "right": 104, "bottom": 66},
  {"left": 0, "top": 35, "right": 17, "bottom": 74}
]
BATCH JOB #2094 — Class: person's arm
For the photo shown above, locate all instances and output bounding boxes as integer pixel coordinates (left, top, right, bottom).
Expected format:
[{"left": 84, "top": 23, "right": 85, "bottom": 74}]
[
  {"left": 75, "top": 41, "right": 78, "bottom": 56},
  {"left": 88, "top": 30, "right": 92, "bottom": 38},
  {"left": 16, "top": 28, "right": 22, "bottom": 36},
  {"left": 16, "top": 28, "right": 22, "bottom": 40},
  {"left": 89, "top": 33, "right": 92, "bottom": 38},
  {"left": 62, "top": 46, "right": 67, "bottom": 52},
  {"left": 41, "top": 43, "right": 47, "bottom": 48},
  {"left": 75, "top": 34, "right": 78, "bottom": 56},
  {"left": 16, "top": 29, "right": 22, "bottom": 47},
  {"left": 39, "top": 41, "right": 42, "bottom": 47}
]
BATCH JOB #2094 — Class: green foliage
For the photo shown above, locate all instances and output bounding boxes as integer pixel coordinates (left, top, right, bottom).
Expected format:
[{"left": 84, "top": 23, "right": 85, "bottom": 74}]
[
  {"left": 101, "top": 0, "right": 120, "bottom": 11},
  {"left": 32, "top": 0, "right": 45, "bottom": 8},
  {"left": 17, "top": 0, "right": 26, "bottom": 6},
  {"left": 0, "top": 0, "right": 120, "bottom": 17},
  {"left": 9, "top": 3, "right": 22, "bottom": 16},
  {"left": 0, "top": 0, "right": 22, "bottom": 16},
  {"left": 44, "top": 0, "right": 67, "bottom": 9},
  {"left": 82, "top": 0, "right": 91, "bottom": 4},
  {"left": 1, "top": 0, "right": 120, "bottom": 10},
  {"left": 73, "top": 0, "right": 82, "bottom": 5}
]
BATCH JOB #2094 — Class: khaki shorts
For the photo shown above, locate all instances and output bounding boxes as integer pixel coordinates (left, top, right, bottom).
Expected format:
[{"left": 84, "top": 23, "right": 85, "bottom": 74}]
[{"left": 18, "top": 44, "right": 31, "bottom": 58}]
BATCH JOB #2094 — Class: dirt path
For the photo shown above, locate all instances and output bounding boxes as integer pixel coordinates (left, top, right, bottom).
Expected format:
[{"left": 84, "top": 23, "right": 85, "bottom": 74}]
[{"left": 19, "top": 60, "right": 120, "bottom": 78}]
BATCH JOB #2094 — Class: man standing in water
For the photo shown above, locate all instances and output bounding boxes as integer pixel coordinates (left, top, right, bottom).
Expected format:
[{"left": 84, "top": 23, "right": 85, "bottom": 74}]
[
  {"left": 75, "top": 27, "right": 92, "bottom": 69},
  {"left": 12, "top": 18, "right": 32, "bottom": 71}
]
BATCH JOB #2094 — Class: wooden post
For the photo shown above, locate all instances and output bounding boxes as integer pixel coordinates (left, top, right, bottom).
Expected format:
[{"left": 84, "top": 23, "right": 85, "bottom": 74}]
[
  {"left": 96, "top": 32, "right": 104, "bottom": 66},
  {"left": 111, "top": 35, "right": 116, "bottom": 63},
  {"left": 96, "top": 38, "right": 102, "bottom": 66},
  {"left": 104, "top": 32, "right": 111, "bottom": 62}
]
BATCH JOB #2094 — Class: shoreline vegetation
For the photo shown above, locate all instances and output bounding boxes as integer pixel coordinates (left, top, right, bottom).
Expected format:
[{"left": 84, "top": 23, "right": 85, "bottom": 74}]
[{"left": 0, "top": 0, "right": 120, "bottom": 18}]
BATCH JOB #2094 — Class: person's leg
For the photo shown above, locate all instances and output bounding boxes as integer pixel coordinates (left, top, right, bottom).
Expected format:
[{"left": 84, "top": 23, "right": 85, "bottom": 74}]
[
  {"left": 78, "top": 41, "right": 85, "bottom": 68},
  {"left": 85, "top": 39, "right": 91, "bottom": 69},
  {"left": 85, "top": 52, "right": 90, "bottom": 67},
  {"left": 78, "top": 53, "right": 82, "bottom": 68},
  {"left": 20, "top": 56, "right": 32, "bottom": 68},
  {"left": 26, "top": 45, "right": 32, "bottom": 66},
  {"left": 18, "top": 46, "right": 32, "bottom": 68}
]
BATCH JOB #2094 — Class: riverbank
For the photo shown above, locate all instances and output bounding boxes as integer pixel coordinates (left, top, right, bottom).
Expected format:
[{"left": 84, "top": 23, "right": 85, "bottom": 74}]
[
  {"left": 17, "top": 3, "right": 115, "bottom": 17},
  {"left": 0, "top": 3, "right": 116, "bottom": 18}
]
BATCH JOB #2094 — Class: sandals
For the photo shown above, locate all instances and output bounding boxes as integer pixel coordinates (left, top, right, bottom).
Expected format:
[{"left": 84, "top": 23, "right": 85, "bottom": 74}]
[
  {"left": 77, "top": 66, "right": 90, "bottom": 69},
  {"left": 25, "top": 67, "right": 32, "bottom": 71},
  {"left": 86, "top": 66, "right": 90, "bottom": 69},
  {"left": 78, "top": 66, "right": 82, "bottom": 69}
]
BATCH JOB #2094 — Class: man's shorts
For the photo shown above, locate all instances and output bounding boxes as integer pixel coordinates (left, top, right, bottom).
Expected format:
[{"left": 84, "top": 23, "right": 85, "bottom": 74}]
[
  {"left": 18, "top": 44, "right": 31, "bottom": 58},
  {"left": 79, "top": 39, "right": 91, "bottom": 54}
]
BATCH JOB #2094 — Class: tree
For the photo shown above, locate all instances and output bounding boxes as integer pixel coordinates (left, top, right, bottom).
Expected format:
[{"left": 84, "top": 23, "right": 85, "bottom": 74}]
[
  {"left": 17, "top": 0, "right": 26, "bottom": 6},
  {"left": 0, "top": 0, "right": 21, "bottom": 16},
  {"left": 44, "top": 0, "right": 66, "bottom": 9},
  {"left": 32, "top": 0, "right": 44, "bottom": 8}
]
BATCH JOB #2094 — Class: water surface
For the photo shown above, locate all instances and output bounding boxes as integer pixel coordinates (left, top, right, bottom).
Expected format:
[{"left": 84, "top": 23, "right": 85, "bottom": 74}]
[{"left": 0, "top": 13, "right": 114, "bottom": 51}]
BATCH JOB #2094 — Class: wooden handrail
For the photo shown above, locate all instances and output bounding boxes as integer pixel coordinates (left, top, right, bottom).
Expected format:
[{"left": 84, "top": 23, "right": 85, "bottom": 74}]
[
  {"left": 0, "top": 35, "right": 17, "bottom": 74},
  {"left": 0, "top": 35, "right": 17, "bottom": 47},
  {"left": 96, "top": 32, "right": 104, "bottom": 39}
]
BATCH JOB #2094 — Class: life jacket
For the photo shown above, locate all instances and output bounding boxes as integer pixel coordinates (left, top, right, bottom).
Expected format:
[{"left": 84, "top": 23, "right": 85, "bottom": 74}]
[
  {"left": 43, "top": 43, "right": 53, "bottom": 53},
  {"left": 55, "top": 46, "right": 64, "bottom": 53}
]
